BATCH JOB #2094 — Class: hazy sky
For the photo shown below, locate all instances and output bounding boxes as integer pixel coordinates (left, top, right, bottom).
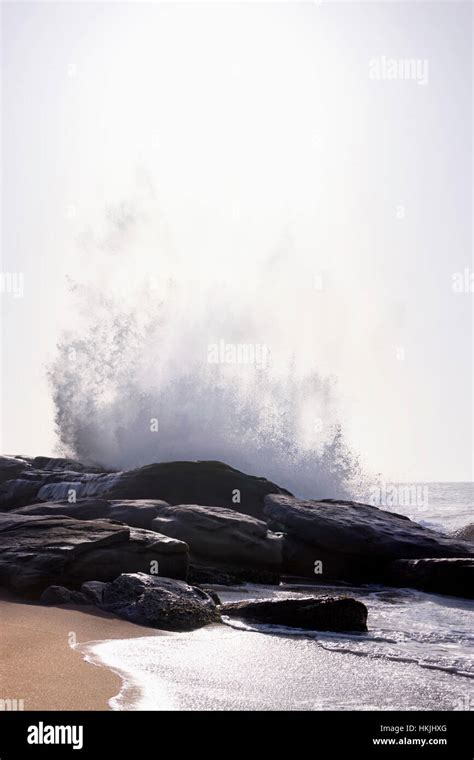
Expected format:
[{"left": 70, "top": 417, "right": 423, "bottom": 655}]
[{"left": 1, "top": 1, "right": 472, "bottom": 482}]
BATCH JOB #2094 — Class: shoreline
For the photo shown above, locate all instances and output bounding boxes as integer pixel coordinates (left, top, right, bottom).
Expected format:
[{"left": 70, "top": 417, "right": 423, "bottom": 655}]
[
  {"left": 2, "top": 584, "right": 473, "bottom": 711},
  {"left": 0, "top": 591, "right": 157, "bottom": 711}
]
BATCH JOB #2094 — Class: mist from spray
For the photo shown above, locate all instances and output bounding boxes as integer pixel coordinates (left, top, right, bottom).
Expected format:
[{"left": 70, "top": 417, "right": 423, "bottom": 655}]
[{"left": 49, "top": 189, "right": 369, "bottom": 499}]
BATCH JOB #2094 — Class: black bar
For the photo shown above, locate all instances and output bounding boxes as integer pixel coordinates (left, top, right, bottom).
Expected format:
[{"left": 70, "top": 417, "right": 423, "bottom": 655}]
[{"left": 0, "top": 711, "right": 472, "bottom": 757}]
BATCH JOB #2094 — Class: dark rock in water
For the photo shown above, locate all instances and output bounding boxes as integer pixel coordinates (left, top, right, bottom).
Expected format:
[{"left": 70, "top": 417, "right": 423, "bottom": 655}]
[
  {"left": 100, "top": 572, "right": 220, "bottom": 630},
  {"left": 40, "top": 585, "right": 88, "bottom": 605},
  {"left": 0, "top": 513, "right": 188, "bottom": 595},
  {"left": 451, "top": 524, "right": 474, "bottom": 543},
  {"left": 188, "top": 564, "right": 280, "bottom": 586},
  {"left": 81, "top": 580, "right": 108, "bottom": 605},
  {"left": 151, "top": 503, "right": 283, "bottom": 571},
  {"left": 15, "top": 498, "right": 168, "bottom": 530},
  {"left": 107, "top": 461, "right": 290, "bottom": 518},
  {"left": 264, "top": 495, "right": 474, "bottom": 580},
  {"left": 389, "top": 558, "right": 474, "bottom": 599},
  {"left": 222, "top": 596, "right": 368, "bottom": 632}
]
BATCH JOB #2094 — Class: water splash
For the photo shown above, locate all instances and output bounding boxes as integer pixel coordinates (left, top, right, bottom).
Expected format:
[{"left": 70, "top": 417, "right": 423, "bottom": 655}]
[{"left": 48, "top": 194, "right": 368, "bottom": 499}]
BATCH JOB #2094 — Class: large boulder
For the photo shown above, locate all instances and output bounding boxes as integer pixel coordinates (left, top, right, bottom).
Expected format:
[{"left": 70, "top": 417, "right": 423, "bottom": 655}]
[
  {"left": 151, "top": 503, "right": 283, "bottom": 571},
  {"left": 389, "top": 558, "right": 474, "bottom": 599},
  {"left": 100, "top": 572, "right": 220, "bottom": 630},
  {"left": 0, "top": 459, "right": 290, "bottom": 516},
  {"left": 14, "top": 498, "right": 167, "bottom": 530},
  {"left": 280, "top": 536, "right": 375, "bottom": 582},
  {"left": 222, "top": 596, "right": 368, "bottom": 632},
  {"left": 69, "top": 526, "right": 188, "bottom": 583},
  {"left": 264, "top": 495, "right": 474, "bottom": 580},
  {"left": 0, "top": 513, "right": 188, "bottom": 595},
  {"left": 81, "top": 580, "right": 108, "bottom": 605},
  {"left": 105, "top": 461, "right": 290, "bottom": 518},
  {"left": 14, "top": 500, "right": 284, "bottom": 578}
]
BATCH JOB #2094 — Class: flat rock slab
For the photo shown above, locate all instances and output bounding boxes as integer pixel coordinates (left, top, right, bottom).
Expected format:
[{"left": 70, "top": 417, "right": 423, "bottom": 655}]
[
  {"left": 264, "top": 495, "right": 474, "bottom": 566},
  {"left": 389, "top": 558, "right": 474, "bottom": 599},
  {"left": 15, "top": 498, "right": 169, "bottom": 530},
  {"left": 0, "top": 512, "right": 188, "bottom": 595},
  {"left": 15, "top": 499, "right": 284, "bottom": 575},
  {"left": 222, "top": 596, "right": 368, "bottom": 632},
  {"left": 100, "top": 572, "right": 220, "bottom": 630},
  {"left": 151, "top": 503, "right": 283, "bottom": 571}
]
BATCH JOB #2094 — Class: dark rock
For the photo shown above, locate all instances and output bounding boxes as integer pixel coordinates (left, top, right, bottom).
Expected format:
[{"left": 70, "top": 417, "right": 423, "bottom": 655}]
[
  {"left": 0, "top": 478, "right": 43, "bottom": 510},
  {"left": 15, "top": 498, "right": 168, "bottom": 530},
  {"left": 151, "top": 503, "right": 282, "bottom": 571},
  {"left": 0, "top": 456, "right": 31, "bottom": 484},
  {"left": 1, "top": 459, "right": 289, "bottom": 515},
  {"left": 31, "top": 457, "right": 108, "bottom": 473},
  {"left": 40, "top": 585, "right": 88, "bottom": 605},
  {"left": 81, "top": 580, "right": 108, "bottom": 605},
  {"left": 222, "top": 596, "right": 368, "bottom": 632},
  {"left": 188, "top": 564, "right": 280, "bottom": 586},
  {"left": 32, "top": 472, "right": 125, "bottom": 504},
  {"left": 264, "top": 495, "right": 474, "bottom": 580},
  {"left": 0, "top": 513, "right": 188, "bottom": 595},
  {"left": 452, "top": 524, "right": 474, "bottom": 543},
  {"left": 0, "top": 469, "right": 122, "bottom": 511},
  {"left": 69, "top": 526, "right": 188, "bottom": 583},
  {"left": 107, "top": 461, "right": 290, "bottom": 518},
  {"left": 100, "top": 572, "right": 220, "bottom": 630},
  {"left": 388, "top": 558, "right": 474, "bottom": 599},
  {"left": 199, "top": 588, "right": 222, "bottom": 605},
  {"left": 17, "top": 500, "right": 284, "bottom": 577},
  {"left": 281, "top": 535, "right": 375, "bottom": 582}
]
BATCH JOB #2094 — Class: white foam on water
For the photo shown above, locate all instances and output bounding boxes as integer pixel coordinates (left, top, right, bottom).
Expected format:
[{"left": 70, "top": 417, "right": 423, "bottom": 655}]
[
  {"left": 77, "top": 636, "right": 178, "bottom": 711},
  {"left": 78, "top": 585, "right": 474, "bottom": 711},
  {"left": 221, "top": 587, "right": 474, "bottom": 679}
]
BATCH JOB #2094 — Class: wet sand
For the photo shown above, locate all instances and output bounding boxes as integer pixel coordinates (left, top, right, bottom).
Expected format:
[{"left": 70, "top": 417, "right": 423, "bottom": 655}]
[{"left": 0, "top": 592, "right": 156, "bottom": 710}]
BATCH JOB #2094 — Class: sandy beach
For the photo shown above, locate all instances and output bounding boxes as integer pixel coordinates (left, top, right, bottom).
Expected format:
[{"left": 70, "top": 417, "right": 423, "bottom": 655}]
[{"left": 0, "top": 591, "right": 155, "bottom": 711}]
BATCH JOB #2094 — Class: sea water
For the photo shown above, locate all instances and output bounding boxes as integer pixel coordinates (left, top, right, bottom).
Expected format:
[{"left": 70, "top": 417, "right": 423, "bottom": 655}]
[{"left": 80, "top": 485, "right": 473, "bottom": 711}]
